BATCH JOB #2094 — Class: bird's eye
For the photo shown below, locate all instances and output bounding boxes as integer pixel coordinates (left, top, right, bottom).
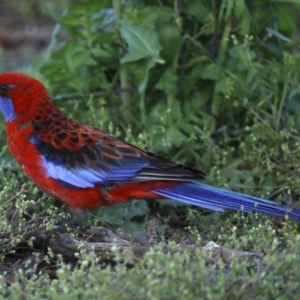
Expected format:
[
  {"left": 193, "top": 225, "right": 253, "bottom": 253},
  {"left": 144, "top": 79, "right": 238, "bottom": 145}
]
[{"left": 0, "top": 85, "right": 9, "bottom": 93}]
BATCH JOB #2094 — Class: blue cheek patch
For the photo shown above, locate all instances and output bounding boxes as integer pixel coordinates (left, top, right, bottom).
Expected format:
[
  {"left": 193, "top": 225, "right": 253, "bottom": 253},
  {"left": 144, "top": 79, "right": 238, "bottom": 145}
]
[{"left": 0, "top": 97, "right": 16, "bottom": 122}]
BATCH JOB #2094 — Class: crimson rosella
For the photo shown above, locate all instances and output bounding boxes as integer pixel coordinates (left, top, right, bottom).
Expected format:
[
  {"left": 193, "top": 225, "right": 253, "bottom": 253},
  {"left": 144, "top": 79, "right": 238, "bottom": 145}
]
[{"left": 0, "top": 72, "right": 299, "bottom": 222}]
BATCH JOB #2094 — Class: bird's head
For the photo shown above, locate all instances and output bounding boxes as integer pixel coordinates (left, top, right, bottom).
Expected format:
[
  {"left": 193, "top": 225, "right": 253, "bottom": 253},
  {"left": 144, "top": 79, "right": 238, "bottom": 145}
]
[{"left": 0, "top": 72, "right": 54, "bottom": 123}]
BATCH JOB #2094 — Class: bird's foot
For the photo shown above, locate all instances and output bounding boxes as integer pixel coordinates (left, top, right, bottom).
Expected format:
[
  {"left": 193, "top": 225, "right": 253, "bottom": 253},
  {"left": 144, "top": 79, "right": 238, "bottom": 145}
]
[{"left": 43, "top": 209, "right": 86, "bottom": 253}]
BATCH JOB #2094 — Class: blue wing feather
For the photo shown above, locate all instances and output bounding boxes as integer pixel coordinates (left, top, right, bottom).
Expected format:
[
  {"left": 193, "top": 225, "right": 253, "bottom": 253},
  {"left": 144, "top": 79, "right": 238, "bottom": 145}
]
[
  {"left": 31, "top": 135, "right": 151, "bottom": 188},
  {"left": 30, "top": 135, "right": 200, "bottom": 188}
]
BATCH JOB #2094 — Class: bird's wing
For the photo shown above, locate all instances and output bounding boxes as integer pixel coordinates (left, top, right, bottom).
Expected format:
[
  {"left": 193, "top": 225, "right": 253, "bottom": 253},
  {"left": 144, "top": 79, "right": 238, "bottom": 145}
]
[{"left": 30, "top": 117, "right": 205, "bottom": 189}]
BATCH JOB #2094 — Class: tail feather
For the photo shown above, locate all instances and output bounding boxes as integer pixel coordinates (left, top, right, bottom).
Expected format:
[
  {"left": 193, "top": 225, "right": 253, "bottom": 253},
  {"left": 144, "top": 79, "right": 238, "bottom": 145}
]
[{"left": 154, "top": 182, "right": 300, "bottom": 221}]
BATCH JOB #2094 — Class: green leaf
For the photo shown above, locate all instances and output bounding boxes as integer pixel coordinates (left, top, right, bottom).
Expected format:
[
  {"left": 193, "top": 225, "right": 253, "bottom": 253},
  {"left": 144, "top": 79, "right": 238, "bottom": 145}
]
[
  {"left": 201, "top": 63, "right": 225, "bottom": 80},
  {"left": 234, "top": 0, "right": 251, "bottom": 34},
  {"left": 59, "top": 15, "right": 83, "bottom": 27},
  {"left": 120, "top": 24, "right": 164, "bottom": 63},
  {"left": 98, "top": 203, "right": 129, "bottom": 227},
  {"left": 156, "top": 68, "right": 178, "bottom": 96},
  {"left": 158, "top": 21, "right": 180, "bottom": 63},
  {"left": 92, "top": 9, "right": 115, "bottom": 31},
  {"left": 215, "top": 77, "right": 227, "bottom": 93},
  {"left": 266, "top": 28, "right": 292, "bottom": 43},
  {"left": 123, "top": 200, "right": 150, "bottom": 221},
  {"left": 69, "top": 1, "right": 109, "bottom": 15},
  {"left": 181, "top": 1, "right": 210, "bottom": 22},
  {"left": 166, "top": 126, "right": 185, "bottom": 147},
  {"left": 275, "top": 3, "right": 297, "bottom": 35},
  {"left": 71, "top": 50, "right": 91, "bottom": 71}
]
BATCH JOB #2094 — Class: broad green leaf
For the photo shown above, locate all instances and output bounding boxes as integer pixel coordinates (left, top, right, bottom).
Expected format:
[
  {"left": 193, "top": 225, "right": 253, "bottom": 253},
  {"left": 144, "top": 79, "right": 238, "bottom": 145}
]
[
  {"left": 70, "top": 51, "right": 91, "bottom": 71},
  {"left": 120, "top": 24, "right": 164, "bottom": 63},
  {"left": 92, "top": 9, "right": 115, "bottom": 31},
  {"left": 166, "top": 126, "right": 185, "bottom": 147},
  {"left": 181, "top": 0, "right": 210, "bottom": 21},
  {"left": 234, "top": 0, "right": 251, "bottom": 34},
  {"left": 123, "top": 200, "right": 150, "bottom": 221},
  {"left": 99, "top": 203, "right": 130, "bottom": 227}
]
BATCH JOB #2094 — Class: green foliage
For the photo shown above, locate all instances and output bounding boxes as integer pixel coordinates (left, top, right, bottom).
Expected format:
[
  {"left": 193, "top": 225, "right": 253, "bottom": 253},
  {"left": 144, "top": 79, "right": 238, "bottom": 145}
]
[
  {"left": 0, "top": 168, "right": 66, "bottom": 259},
  {"left": 1, "top": 240, "right": 300, "bottom": 299},
  {"left": 39, "top": 0, "right": 300, "bottom": 210},
  {"left": 39, "top": 0, "right": 300, "bottom": 172}
]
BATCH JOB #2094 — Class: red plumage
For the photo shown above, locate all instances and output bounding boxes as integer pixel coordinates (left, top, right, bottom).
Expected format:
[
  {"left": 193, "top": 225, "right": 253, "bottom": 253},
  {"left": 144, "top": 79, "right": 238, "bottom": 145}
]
[
  {"left": 1, "top": 72, "right": 300, "bottom": 221},
  {"left": 1, "top": 73, "right": 195, "bottom": 210}
]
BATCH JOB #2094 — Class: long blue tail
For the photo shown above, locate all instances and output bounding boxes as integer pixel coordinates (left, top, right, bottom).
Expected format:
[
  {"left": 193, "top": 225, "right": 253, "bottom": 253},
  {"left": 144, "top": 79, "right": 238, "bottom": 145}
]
[{"left": 154, "top": 182, "right": 300, "bottom": 221}]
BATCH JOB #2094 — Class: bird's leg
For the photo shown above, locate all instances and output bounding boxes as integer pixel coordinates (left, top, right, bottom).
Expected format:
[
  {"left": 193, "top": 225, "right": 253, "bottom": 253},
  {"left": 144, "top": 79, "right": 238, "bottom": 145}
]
[
  {"left": 44, "top": 208, "right": 86, "bottom": 251},
  {"left": 48, "top": 208, "right": 86, "bottom": 235},
  {"left": 101, "top": 185, "right": 116, "bottom": 202},
  {"left": 66, "top": 208, "right": 86, "bottom": 227}
]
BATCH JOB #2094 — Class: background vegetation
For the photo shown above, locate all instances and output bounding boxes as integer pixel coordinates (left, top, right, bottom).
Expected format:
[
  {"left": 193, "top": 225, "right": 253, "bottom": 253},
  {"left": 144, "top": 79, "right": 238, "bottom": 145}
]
[{"left": 1, "top": 0, "right": 300, "bottom": 298}]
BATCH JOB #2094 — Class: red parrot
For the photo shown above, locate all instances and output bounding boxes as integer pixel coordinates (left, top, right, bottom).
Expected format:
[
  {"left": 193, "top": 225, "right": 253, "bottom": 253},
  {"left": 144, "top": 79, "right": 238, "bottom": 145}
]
[{"left": 0, "top": 72, "right": 299, "bottom": 222}]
